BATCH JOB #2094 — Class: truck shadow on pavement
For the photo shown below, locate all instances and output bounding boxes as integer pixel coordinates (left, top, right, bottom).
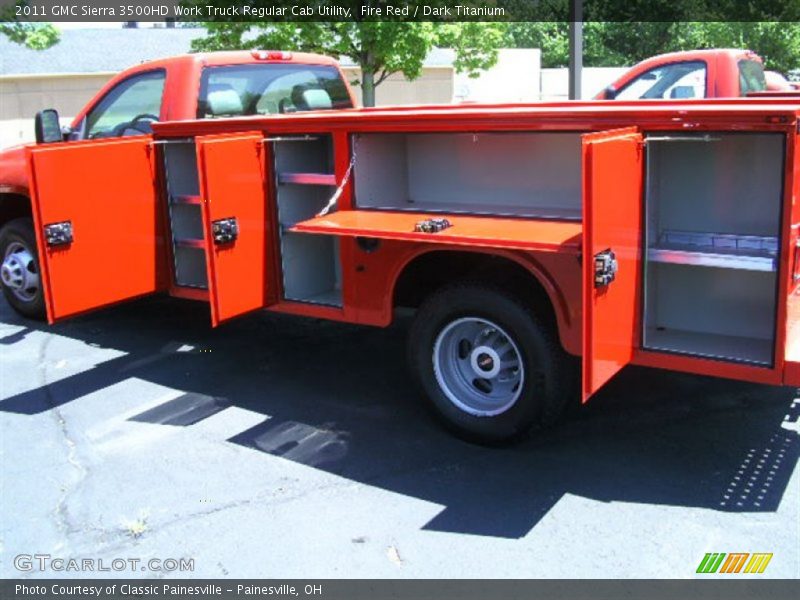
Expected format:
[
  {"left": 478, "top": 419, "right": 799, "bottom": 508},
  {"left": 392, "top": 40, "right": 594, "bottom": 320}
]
[{"left": 1, "top": 297, "right": 798, "bottom": 539}]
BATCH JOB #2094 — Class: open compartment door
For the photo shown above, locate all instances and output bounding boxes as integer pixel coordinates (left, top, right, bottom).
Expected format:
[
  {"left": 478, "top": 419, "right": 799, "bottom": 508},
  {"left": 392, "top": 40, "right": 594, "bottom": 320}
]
[
  {"left": 27, "top": 137, "right": 165, "bottom": 324},
  {"left": 582, "top": 127, "right": 644, "bottom": 402},
  {"left": 196, "top": 133, "right": 271, "bottom": 326}
]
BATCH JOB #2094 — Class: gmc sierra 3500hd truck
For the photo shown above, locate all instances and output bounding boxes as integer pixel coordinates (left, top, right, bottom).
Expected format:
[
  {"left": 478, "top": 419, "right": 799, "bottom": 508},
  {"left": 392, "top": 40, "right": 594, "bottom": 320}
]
[
  {"left": 12, "top": 94, "right": 800, "bottom": 442},
  {"left": 2, "top": 52, "right": 799, "bottom": 444}
]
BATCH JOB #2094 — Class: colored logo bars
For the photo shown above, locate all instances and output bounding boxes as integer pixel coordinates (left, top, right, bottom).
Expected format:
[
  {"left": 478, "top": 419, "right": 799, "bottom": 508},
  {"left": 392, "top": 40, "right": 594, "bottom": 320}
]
[{"left": 696, "top": 553, "right": 773, "bottom": 574}]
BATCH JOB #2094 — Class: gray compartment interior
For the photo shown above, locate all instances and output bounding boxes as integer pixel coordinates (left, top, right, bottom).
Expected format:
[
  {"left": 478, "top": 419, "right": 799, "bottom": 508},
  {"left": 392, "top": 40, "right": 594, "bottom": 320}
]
[
  {"left": 169, "top": 203, "right": 204, "bottom": 240},
  {"left": 173, "top": 246, "right": 208, "bottom": 289},
  {"left": 352, "top": 132, "right": 582, "bottom": 220},
  {"left": 162, "top": 140, "right": 207, "bottom": 289},
  {"left": 273, "top": 135, "right": 341, "bottom": 306},
  {"left": 280, "top": 232, "right": 341, "bottom": 305},
  {"left": 642, "top": 133, "right": 784, "bottom": 365},
  {"left": 277, "top": 185, "right": 336, "bottom": 228},
  {"left": 644, "top": 263, "right": 776, "bottom": 364},
  {"left": 274, "top": 136, "right": 333, "bottom": 174},
  {"left": 163, "top": 141, "right": 200, "bottom": 197}
]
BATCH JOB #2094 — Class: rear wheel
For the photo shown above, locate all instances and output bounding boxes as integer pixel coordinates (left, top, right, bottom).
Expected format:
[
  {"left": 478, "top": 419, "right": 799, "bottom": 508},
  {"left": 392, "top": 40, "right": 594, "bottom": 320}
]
[
  {"left": 0, "top": 218, "right": 45, "bottom": 320},
  {"left": 408, "top": 284, "right": 571, "bottom": 444}
]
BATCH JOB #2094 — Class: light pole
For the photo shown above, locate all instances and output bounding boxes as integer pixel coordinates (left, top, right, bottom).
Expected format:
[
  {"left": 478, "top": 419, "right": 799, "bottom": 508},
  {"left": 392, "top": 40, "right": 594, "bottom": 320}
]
[{"left": 569, "top": 0, "right": 583, "bottom": 100}]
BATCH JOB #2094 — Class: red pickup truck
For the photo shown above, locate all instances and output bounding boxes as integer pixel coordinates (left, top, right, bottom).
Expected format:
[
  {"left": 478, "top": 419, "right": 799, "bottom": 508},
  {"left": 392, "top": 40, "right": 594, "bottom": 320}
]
[
  {"left": 4, "top": 48, "right": 800, "bottom": 444},
  {"left": 597, "top": 48, "right": 798, "bottom": 100},
  {"left": 0, "top": 50, "right": 355, "bottom": 318}
]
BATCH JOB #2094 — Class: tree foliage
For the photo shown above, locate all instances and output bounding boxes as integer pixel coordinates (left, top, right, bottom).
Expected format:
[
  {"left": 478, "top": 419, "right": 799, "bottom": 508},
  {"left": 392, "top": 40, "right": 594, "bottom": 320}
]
[
  {"left": 0, "top": 21, "right": 60, "bottom": 50},
  {"left": 192, "top": 20, "right": 503, "bottom": 106},
  {"left": 1, "top": 1, "right": 59, "bottom": 49},
  {"left": 506, "top": 21, "right": 800, "bottom": 74}
]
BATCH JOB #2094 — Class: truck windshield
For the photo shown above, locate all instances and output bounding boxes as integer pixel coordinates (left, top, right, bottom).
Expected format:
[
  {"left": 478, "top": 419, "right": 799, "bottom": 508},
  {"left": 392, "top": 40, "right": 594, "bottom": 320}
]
[
  {"left": 197, "top": 64, "right": 353, "bottom": 118},
  {"left": 738, "top": 60, "right": 767, "bottom": 95}
]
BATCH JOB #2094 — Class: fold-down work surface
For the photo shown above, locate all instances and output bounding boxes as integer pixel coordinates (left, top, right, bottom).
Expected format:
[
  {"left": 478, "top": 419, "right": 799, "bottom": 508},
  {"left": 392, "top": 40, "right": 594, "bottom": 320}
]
[{"left": 290, "top": 211, "right": 583, "bottom": 253}]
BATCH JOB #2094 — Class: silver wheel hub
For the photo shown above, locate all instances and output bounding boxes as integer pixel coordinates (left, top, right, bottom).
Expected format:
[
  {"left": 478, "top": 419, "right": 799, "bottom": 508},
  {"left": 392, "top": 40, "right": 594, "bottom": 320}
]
[
  {"left": 470, "top": 346, "right": 502, "bottom": 379},
  {"left": 2, "top": 242, "right": 39, "bottom": 302},
  {"left": 433, "top": 317, "right": 524, "bottom": 417}
]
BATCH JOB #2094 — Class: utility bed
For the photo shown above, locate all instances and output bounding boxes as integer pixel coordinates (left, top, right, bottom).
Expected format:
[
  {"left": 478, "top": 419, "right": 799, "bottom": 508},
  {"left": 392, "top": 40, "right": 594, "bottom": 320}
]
[{"left": 25, "top": 99, "right": 800, "bottom": 411}]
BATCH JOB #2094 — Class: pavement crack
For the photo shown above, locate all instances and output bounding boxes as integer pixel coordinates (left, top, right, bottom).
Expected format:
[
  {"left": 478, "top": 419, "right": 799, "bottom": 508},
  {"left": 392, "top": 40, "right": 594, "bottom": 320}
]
[{"left": 36, "top": 335, "right": 90, "bottom": 542}]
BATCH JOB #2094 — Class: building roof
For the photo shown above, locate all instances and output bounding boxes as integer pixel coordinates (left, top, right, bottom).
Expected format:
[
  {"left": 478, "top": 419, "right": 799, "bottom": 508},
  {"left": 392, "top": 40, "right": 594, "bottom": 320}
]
[
  {"left": 0, "top": 28, "right": 201, "bottom": 75},
  {"left": 0, "top": 27, "right": 456, "bottom": 76}
]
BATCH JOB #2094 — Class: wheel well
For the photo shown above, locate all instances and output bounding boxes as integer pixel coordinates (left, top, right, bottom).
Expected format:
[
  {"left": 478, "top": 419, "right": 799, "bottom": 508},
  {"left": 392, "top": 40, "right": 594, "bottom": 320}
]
[
  {"left": 0, "top": 194, "right": 32, "bottom": 227},
  {"left": 393, "top": 251, "right": 558, "bottom": 330}
]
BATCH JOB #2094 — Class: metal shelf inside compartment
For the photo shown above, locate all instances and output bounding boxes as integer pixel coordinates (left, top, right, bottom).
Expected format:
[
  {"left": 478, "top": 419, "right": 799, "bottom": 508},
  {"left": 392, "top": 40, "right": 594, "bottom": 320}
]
[
  {"left": 172, "top": 194, "right": 203, "bottom": 205},
  {"left": 648, "top": 230, "right": 777, "bottom": 272},
  {"left": 644, "top": 327, "right": 773, "bottom": 366},
  {"left": 286, "top": 288, "right": 343, "bottom": 307},
  {"left": 278, "top": 172, "right": 336, "bottom": 186}
]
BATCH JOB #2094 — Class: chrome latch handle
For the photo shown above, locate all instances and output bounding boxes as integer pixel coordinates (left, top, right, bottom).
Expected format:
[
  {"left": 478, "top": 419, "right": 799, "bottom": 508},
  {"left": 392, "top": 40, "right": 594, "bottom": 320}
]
[
  {"left": 44, "top": 221, "right": 73, "bottom": 247},
  {"left": 211, "top": 218, "right": 238, "bottom": 245},
  {"left": 594, "top": 249, "right": 618, "bottom": 288}
]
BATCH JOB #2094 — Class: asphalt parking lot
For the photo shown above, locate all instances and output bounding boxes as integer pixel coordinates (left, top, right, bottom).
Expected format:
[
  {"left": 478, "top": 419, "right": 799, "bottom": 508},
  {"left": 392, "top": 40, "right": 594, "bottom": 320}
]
[{"left": 0, "top": 296, "right": 798, "bottom": 578}]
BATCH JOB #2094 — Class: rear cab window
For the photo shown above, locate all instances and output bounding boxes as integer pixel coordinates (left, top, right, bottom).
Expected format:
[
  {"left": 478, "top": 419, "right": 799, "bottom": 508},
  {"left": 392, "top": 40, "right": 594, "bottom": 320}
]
[
  {"left": 197, "top": 64, "right": 353, "bottom": 118},
  {"left": 738, "top": 59, "right": 767, "bottom": 95}
]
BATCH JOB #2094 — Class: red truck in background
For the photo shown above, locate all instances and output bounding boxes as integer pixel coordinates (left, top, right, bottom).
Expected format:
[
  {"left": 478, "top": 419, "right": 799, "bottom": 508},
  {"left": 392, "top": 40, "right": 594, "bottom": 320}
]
[
  {"left": 0, "top": 50, "right": 355, "bottom": 318},
  {"left": 597, "top": 48, "right": 799, "bottom": 100}
]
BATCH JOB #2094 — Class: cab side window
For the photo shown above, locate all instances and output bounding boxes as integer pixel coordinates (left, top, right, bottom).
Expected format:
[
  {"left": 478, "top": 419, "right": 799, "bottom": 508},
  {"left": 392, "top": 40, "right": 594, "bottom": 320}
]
[
  {"left": 615, "top": 61, "right": 707, "bottom": 100},
  {"left": 83, "top": 70, "right": 166, "bottom": 139}
]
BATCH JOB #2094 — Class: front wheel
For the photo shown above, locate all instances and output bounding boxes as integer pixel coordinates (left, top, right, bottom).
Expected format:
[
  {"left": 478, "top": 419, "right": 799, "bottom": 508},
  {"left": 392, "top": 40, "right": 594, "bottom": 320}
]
[
  {"left": 408, "top": 284, "right": 571, "bottom": 444},
  {"left": 0, "top": 218, "right": 45, "bottom": 320}
]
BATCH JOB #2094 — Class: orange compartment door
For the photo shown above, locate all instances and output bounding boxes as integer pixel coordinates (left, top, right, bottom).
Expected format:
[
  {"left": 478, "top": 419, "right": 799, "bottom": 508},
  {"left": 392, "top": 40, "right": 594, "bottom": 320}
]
[
  {"left": 581, "top": 127, "right": 644, "bottom": 402},
  {"left": 196, "top": 133, "right": 272, "bottom": 327},
  {"left": 27, "top": 137, "right": 165, "bottom": 324}
]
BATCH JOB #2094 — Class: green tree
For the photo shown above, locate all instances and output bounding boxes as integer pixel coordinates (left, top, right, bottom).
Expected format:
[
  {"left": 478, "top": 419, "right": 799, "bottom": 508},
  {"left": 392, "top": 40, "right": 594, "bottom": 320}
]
[
  {"left": 0, "top": 21, "right": 59, "bottom": 50},
  {"left": 192, "top": 21, "right": 504, "bottom": 107},
  {"left": 686, "top": 22, "right": 800, "bottom": 74},
  {"left": 506, "top": 21, "right": 800, "bottom": 74},
  {"left": 1, "top": 1, "right": 59, "bottom": 49}
]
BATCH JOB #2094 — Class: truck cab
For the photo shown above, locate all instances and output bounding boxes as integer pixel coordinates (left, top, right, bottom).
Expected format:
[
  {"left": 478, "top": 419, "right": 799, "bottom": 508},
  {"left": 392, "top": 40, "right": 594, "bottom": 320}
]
[
  {"left": 0, "top": 50, "right": 355, "bottom": 318},
  {"left": 598, "top": 48, "right": 768, "bottom": 100}
]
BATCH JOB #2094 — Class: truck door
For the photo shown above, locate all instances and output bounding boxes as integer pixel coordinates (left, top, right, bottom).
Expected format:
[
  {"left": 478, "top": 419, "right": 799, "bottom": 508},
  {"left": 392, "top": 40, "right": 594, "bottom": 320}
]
[
  {"left": 581, "top": 127, "right": 644, "bottom": 402},
  {"left": 28, "top": 137, "right": 166, "bottom": 324},
  {"left": 196, "top": 133, "right": 273, "bottom": 326}
]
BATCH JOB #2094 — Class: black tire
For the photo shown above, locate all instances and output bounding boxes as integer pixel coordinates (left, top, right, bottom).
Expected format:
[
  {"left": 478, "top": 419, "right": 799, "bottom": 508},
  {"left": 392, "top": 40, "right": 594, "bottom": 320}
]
[
  {"left": 0, "top": 217, "right": 46, "bottom": 320},
  {"left": 408, "top": 283, "right": 572, "bottom": 444}
]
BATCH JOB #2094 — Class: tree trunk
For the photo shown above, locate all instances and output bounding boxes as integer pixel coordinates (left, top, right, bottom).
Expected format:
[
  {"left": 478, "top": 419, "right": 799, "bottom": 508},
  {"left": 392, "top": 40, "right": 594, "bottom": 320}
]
[{"left": 361, "top": 68, "right": 376, "bottom": 107}]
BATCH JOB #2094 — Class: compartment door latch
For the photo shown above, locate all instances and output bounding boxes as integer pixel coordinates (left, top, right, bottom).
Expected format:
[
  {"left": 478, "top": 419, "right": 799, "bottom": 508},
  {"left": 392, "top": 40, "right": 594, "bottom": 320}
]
[
  {"left": 43, "top": 221, "right": 73, "bottom": 247},
  {"left": 211, "top": 217, "right": 238, "bottom": 245},
  {"left": 414, "top": 218, "right": 452, "bottom": 233},
  {"left": 593, "top": 249, "right": 618, "bottom": 288}
]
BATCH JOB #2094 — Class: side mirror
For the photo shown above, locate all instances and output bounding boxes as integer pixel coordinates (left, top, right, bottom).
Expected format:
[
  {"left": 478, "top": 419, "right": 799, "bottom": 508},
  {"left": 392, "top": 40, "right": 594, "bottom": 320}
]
[
  {"left": 604, "top": 85, "right": 618, "bottom": 100},
  {"left": 35, "top": 109, "right": 63, "bottom": 144}
]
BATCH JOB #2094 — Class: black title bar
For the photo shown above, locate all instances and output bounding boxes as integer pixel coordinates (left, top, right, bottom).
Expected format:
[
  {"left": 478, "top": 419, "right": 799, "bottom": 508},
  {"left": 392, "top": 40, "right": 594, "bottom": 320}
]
[
  {"left": 2, "top": 579, "right": 798, "bottom": 600},
  {"left": 1, "top": 0, "right": 799, "bottom": 23}
]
